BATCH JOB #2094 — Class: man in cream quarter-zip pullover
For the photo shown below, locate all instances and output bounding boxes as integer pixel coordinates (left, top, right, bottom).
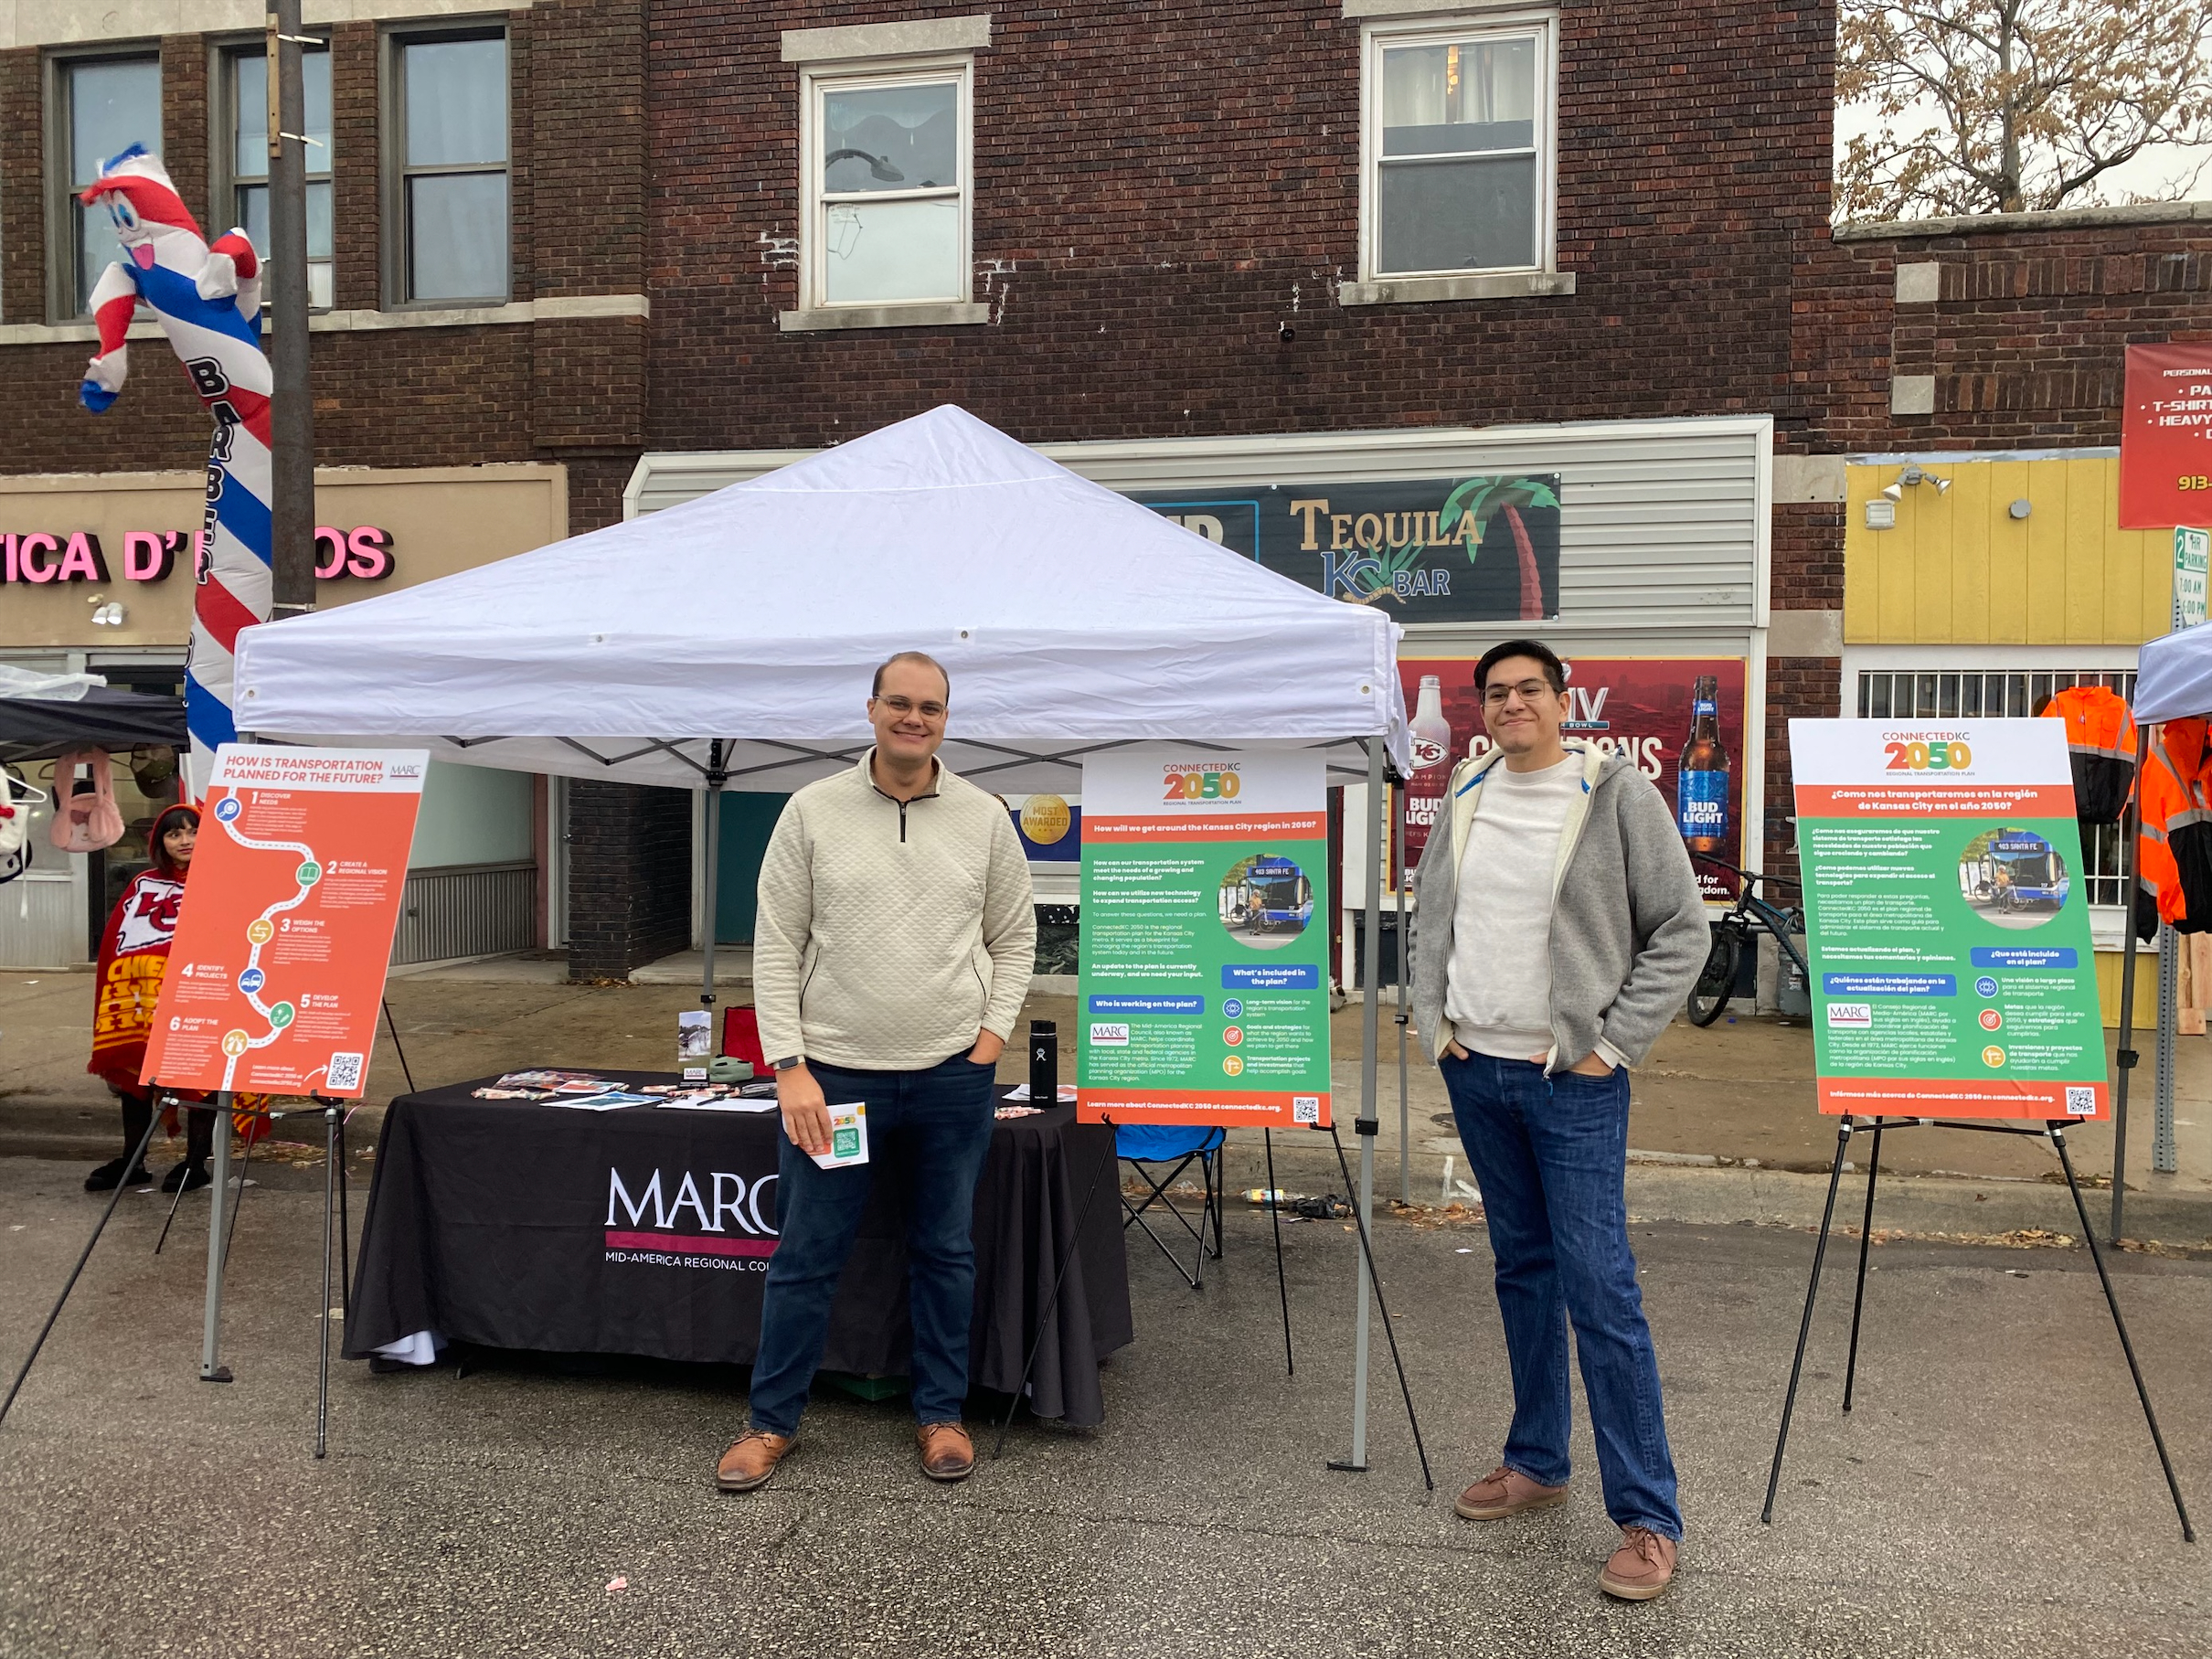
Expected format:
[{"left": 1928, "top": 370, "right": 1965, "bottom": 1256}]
[
  {"left": 716, "top": 652, "right": 1035, "bottom": 1497},
  {"left": 1409, "top": 638, "right": 1708, "bottom": 1604}
]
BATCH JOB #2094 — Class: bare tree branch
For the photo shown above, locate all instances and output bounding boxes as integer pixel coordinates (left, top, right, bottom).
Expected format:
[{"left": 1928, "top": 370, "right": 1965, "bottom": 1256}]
[{"left": 1836, "top": 0, "right": 2212, "bottom": 221}]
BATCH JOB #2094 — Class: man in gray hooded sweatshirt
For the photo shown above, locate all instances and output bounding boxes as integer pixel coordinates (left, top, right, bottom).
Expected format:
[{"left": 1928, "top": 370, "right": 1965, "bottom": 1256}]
[{"left": 1410, "top": 639, "right": 1709, "bottom": 1601}]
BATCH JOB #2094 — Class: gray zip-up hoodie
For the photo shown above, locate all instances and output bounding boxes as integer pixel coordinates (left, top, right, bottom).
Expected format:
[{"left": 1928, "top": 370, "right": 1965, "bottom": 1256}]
[{"left": 1409, "top": 739, "right": 1709, "bottom": 1073}]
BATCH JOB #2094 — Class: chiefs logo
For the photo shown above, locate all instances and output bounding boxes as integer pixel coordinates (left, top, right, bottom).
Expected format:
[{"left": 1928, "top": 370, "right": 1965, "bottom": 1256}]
[{"left": 114, "top": 877, "right": 185, "bottom": 954}]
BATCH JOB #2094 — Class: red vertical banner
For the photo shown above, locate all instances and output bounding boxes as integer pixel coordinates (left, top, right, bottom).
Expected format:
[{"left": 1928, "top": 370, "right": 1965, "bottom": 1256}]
[
  {"left": 2121, "top": 343, "right": 2212, "bottom": 530},
  {"left": 1398, "top": 657, "right": 1746, "bottom": 899}
]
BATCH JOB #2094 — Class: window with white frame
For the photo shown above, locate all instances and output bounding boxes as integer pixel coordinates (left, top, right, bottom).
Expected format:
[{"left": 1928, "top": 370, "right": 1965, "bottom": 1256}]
[
  {"left": 389, "top": 28, "right": 509, "bottom": 304},
  {"left": 57, "top": 53, "right": 162, "bottom": 318},
  {"left": 1855, "top": 666, "right": 2137, "bottom": 908},
  {"left": 802, "top": 58, "right": 971, "bottom": 309},
  {"left": 221, "top": 42, "right": 334, "bottom": 309},
  {"left": 1362, "top": 16, "right": 1555, "bottom": 281}
]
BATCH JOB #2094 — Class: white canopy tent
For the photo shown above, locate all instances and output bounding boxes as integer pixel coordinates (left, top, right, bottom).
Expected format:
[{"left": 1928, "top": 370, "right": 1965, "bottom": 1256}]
[
  {"left": 232, "top": 403, "right": 1420, "bottom": 1471},
  {"left": 232, "top": 404, "right": 1410, "bottom": 792}
]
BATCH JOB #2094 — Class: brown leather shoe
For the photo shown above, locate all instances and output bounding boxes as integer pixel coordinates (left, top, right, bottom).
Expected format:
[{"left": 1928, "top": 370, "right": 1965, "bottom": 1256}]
[
  {"left": 1599, "top": 1526, "right": 1678, "bottom": 1601},
  {"left": 916, "top": 1421, "right": 975, "bottom": 1482},
  {"left": 1454, "top": 1464, "right": 1569, "bottom": 1521},
  {"left": 715, "top": 1430, "right": 794, "bottom": 1493}
]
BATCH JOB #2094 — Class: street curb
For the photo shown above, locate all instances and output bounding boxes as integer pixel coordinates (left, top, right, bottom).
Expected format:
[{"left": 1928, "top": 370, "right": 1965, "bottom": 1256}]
[{"left": 1218, "top": 1141, "right": 2212, "bottom": 1246}]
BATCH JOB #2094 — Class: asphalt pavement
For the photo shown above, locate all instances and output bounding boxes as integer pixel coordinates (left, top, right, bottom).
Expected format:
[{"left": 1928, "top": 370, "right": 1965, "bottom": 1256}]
[{"left": 0, "top": 1152, "right": 2207, "bottom": 1657}]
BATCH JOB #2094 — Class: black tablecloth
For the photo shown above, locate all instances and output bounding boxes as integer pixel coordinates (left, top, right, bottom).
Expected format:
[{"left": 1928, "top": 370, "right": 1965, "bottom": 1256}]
[{"left": 346, "top": 1073, "right": 1132, "bottom": 1425}]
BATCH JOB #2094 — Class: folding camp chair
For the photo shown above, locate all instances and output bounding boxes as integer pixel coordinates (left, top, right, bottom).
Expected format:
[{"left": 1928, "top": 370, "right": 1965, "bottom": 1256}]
[{"left": 1117, "top": 1123, "right": 1226, "bottom": 1290}]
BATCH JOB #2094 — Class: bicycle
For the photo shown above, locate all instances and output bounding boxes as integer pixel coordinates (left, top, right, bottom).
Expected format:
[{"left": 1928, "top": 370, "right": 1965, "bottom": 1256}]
[{"left": 1686, "top": 856, "right": 1812, "bottom": 1027}]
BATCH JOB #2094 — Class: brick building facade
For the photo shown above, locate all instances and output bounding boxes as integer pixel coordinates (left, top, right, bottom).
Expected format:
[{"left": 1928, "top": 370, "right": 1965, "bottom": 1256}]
[{"left": 3, "top": 1, "right": 2202, "bottom": 985}]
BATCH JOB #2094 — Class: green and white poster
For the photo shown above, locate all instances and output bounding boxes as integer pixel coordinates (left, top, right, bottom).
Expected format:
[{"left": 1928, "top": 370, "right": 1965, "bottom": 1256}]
[
  {"left": 1792, "top": 718, "right": 2109, "bottom": 1120},
  {"left": 1076, "top": 748, "right": 1331, "bottom": 1128}
]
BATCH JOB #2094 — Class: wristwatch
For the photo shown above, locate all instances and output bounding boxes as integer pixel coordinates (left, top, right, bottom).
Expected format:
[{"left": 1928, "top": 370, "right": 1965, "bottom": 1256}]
[{"left": 771, "top": 1056, "right": 804, "bottom": 1072}]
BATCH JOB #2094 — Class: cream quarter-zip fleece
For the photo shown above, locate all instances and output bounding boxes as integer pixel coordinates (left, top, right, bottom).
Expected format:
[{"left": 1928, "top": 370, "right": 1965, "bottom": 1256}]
[{"left": 753, "top": 750, "right": 1037, "bottom": 1071}]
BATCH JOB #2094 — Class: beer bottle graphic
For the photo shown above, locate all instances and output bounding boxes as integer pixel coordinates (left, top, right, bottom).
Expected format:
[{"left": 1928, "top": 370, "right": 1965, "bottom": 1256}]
[
  {"left": 1405, "top": 675, "right": 1454, "bottom": 864},
  {"left": 1676, "top": 675, "right": 1729, "bottom": 854}
]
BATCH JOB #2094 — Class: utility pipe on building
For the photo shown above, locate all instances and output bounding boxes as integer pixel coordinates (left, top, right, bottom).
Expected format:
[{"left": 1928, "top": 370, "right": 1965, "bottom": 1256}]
[{"left": 266, "top": 0, "right": 315, "bottom": 619}]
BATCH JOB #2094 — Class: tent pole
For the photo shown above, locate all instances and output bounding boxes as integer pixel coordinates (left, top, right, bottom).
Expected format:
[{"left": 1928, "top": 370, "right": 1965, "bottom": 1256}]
[
  {"left": 1392, "top": 769, "right": 1409, "bottom": 1205},
  {"left": 2111, "top": 721, "right": 2147, "bottom": 1245},
  {"left": 1335, "top": 739, "right": 1384, "bottom": 1471},
  {"left": 700, "top": 739, "right": 727, "bottom": 1009}
]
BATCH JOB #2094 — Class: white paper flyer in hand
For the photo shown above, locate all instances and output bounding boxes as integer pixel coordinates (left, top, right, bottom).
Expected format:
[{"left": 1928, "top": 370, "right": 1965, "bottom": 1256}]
[{"left": 810, "top": 1101, "right": 869, "bottom": 1170}]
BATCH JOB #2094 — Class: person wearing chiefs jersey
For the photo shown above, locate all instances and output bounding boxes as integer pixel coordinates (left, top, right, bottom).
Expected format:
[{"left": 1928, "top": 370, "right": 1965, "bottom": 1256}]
[{"left": 84, "top": 802, "right": 214, "bottom": 1194}]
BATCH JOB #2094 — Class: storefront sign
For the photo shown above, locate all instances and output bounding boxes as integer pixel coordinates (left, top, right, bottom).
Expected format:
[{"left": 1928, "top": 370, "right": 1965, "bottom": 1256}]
[
  {"left": 1398, "top": 656, "right": 1747, "bottom": 899},
  {"left": 2121, "top": 342, "right": 2212, "bottom": 530},
  {"left": 1131, "top": 474, "right": 1562, "bottom": 622},
  {"left": 141, "top": 745, "right": 426, "bottom": 1099},
  {"left": 0, "top": 525, "right": 393, "bottom": 584},
  {"left": 1077, "top": 748, "right": 1332, "bottom": 1128},
  {"left": 1792, "top": 718, "right": 2108, "bottom": 1120}
]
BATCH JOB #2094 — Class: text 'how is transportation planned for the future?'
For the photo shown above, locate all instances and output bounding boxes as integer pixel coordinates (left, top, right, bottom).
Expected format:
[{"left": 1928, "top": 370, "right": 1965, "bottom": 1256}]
[{"left": 142, "top": 746, "right": 427, "bottom": 1100}]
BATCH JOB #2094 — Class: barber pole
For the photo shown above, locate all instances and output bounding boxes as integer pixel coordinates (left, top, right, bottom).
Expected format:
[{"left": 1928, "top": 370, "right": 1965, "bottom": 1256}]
[{"left": 76, "top": 144, "right": 271, "bottom": 796}]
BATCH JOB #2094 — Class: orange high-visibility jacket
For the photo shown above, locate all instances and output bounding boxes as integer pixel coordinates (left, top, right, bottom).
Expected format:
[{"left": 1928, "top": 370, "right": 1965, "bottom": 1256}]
[
  {"left": 2138, "top": 718, "right": 2212, "bottom": 933},
  {"left": 2041, "top": 684, "right": 2137, "bottom": 825}
]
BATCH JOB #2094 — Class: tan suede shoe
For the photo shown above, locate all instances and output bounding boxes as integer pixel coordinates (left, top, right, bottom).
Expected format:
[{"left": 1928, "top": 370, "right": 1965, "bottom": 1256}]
[
  {"left": 715, "top": 1430, "right": 794, "bottom": 1493},
  {"left": 1599, "top": 1526, "right": 1678, "bottom": 1601},
  {"left": 1453, "top": 1464, "right": 1569, "bottom": 1521},
  {"left": 916, "top": 1421, "right": 976, "bottom": 1482}
]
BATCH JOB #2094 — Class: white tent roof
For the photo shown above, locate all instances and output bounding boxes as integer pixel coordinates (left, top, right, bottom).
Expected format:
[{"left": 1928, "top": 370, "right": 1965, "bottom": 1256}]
[
  {"left": 2132, "top": 622, "right": 2212, "bottom": 726},
  {"left": 233, "top": 405, "right": 1409, "bottom": 792}
]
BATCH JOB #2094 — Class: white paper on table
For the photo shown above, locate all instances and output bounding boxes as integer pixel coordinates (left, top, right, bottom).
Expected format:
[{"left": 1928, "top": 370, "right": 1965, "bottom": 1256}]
[
  {"left": 809, "top": 1101, "right": 869, "bottom": 1170},
  {"left": 999, "top": 1082, "right": 1078, "bottom": 1102},
  {"left": 658, "top": 1095, "right": 782, "bottom": 1113}
]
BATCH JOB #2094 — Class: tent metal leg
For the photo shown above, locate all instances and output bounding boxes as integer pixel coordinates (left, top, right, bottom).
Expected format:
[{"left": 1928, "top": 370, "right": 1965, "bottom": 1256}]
[
  {"left": 2155, "top": 925, "right": 2178, "bottom": 1174},
  {"left": 199, "top": 1091, "right": 236, "bottom": 1384},
  {"left": 2111, "top": 727, "right": 2146, "bottom": 1245},
  {"left": 1333, "top": 739, "right": 1384, "bottom": 1473},
  {"left": 700, "top": 758, "right": 725, "bottom": 1009},
  {"left": 317, "top": 1102, "right": 339, "bottom": 1459},
  {"left": 1393, "top": 774, "right": 1409, "bottom": 1206}
]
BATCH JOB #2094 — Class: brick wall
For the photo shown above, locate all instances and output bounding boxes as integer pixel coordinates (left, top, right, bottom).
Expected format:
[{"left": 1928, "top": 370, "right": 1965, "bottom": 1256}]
[
  {"left": 643, "top": 0, "right": 1838, "bottom": 450},
  {"left": 565, "top": 780, "right": 694, "bottom": 979},
  {"left": 1808, "top": 211, "right": 2212, "bottom": 452},
  {"left": 0, "top": 6, "right": 644, "bottom": 483}
]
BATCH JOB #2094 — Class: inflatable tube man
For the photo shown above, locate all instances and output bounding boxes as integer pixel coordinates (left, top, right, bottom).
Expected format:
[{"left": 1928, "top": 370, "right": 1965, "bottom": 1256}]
[{"left": 78, "top": 144, "right": 272, "bottom": 795}]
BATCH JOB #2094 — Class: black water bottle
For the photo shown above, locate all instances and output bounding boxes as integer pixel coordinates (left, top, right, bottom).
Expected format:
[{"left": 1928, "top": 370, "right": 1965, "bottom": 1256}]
[{"left": 1028, "top": 1019, "right": 1058, "bottom": 1105}]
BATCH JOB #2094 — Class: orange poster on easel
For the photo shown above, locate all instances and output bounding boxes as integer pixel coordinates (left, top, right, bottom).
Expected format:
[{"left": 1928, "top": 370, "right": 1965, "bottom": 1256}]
[{"left": 142, "top": 745, "right": 427, "bottom": 1100}]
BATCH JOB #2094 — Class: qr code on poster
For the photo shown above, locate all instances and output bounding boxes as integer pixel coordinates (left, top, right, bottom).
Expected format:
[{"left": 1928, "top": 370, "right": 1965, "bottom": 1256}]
[
  {"left": 327, "top": 1052, "right": 365, "bottom": 1091},
  {"left": 2064, "top": 1086, "right": 2097, "bottom": 1117},
  {"left": 1292, "top": 1096, "right": 1322, "bottom": 1125}
]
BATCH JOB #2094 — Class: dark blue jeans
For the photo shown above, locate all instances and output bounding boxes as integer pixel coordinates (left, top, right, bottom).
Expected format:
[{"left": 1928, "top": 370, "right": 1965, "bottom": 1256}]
[
  {"left": 1440, "top": 1051, "right": 1682, "bottom": 1539},
  {"left": 747, "top": 1052, "right": 998, "bottom": 1437}
]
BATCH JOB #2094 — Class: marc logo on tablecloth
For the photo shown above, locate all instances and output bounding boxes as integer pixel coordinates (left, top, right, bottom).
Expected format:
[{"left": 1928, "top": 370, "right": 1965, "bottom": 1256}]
[{"left": 603, "top": 1164, "right": 779, "bottom": 1270}]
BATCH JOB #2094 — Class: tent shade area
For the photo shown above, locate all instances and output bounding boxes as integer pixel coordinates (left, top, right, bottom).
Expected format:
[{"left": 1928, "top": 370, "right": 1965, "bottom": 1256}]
[
  {"left": 0, "top": 686, "right": 187, "bottom": 767},
  {"left": 232, "top": 405, "right": 1410, "bottom": 791}
]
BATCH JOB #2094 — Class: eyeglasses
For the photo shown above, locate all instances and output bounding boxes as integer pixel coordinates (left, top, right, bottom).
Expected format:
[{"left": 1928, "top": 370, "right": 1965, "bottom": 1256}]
[
  {"left": 875, "top": 695, "right": 948, "bottom": 721},
  {"left": 1481, "top": 678, "right": 1555, "bottom": 708}
]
